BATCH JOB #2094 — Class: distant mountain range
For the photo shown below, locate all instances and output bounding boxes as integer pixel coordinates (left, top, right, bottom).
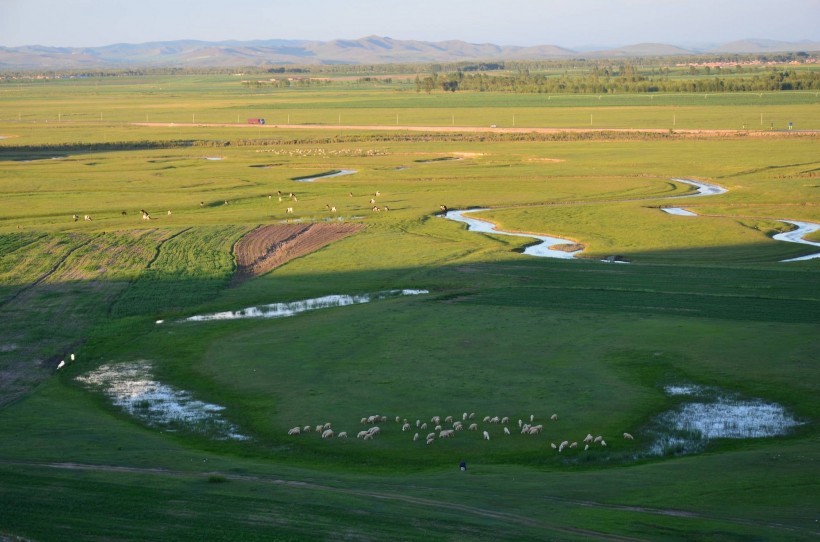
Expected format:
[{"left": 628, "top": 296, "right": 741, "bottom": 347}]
[{"left": 1, "top": 36, "right": 818, "bottom": 70}]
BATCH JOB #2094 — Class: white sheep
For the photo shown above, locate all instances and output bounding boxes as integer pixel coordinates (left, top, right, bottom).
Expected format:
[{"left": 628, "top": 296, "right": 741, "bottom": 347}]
[
  {"left": 529, "top": 424, "right": 543, "bottom": 434},
  {"left": 490, "top": 416, "right": 500, "bottom": 424},
  {"left": 594, "top": 435, "right": 603, "bottom": 443},
  {"left": 287, "top": 427, "right": 301, "bottom": 435},
  {"left": 550, "top": 443, "right": 557, "bottom": 449},
  {"left": 520, "top": 425, "right": 530, "bottom": 435},
  {"left": 445, "top": 415, "right": 453, "bottom": 423},
  {"left": 601, "top": 440, "right": 607, "bottom": 447},
  {"left": 623, "top": 432, "right": 634, "bottom": 440},
  {"left": 453, "top": 421, "right": 463, "bottom": 431},
  {"left": 368, "top": 426, "right": 381, "bottom": 436},
  {"left": 426, "top": 432, "right": 436, "bottom": 441},
  {"left": 323, "top": 422, "right": 332, "bottom": 430},
  {"left": 584, "top": 434, "right": 594, "bottom": 443},
  {"left": 518, "top": 419, "right": 523, "bottom": 428},
  {"left": 503, "top": 427, "right": 510, "bottom": 435},
  {"left": 468, "top": 423, "right": 478, "bottom": 431},
  {"left": 483, "top": 431, "right": 490, "bottom": 441},
  {"left": 57, "top": 360, "right": 65, "bottom": 370},
  {"left": 286, "top": 207, "right": 294, "bottom": 214},
  {"left": 434, "top": 425, "right": 442, "bottom": 432},
  {"left": 469, "top": 412, "right": 475, "bottom": 419},
  {"left": 584, "top": 444, "right": 589, "bottom": 451},
  {"left": 315, "top": 425, "right": 323, "bottom": 433},
  {"left": 356, "top": 430, "right": 369, "bottom": 439},
  {"left": 360, "top": 417, "right": 368, "bottom": 424},
  {"left": 338, "top": 432, "right": 348, "bottom": 439},
  {"left": 426, "top": 437, "right": 435, "bottom": 445},
  {"left": 530, "top": 414, "right": 534, "bottom": 422},
  {"left": 321, "top": 429, "right": 334, "bottom": 439},
  {"left": 501, "top": 416, "right": 509, "bottom": 424},
  {"left": 558, "top": 440, "right": 569, "bottom": 452},
  {"left": 483, "top": 416, "right": 491, "bottom": 422},
  {"left": 420, "top": 423, "right": 427, "bottom": 430},
  {"left": 570, "top": 442, "right": 578, "bottom": 449},
  {"left": 550, "top": 414, "right": 558, "bottom": 421},
  {"left": 462, "top": 412, "right": 468, "bottom": 421},
  {"left": 439, "top": 429, "right": 454, "bottom": 438},
  {"left": 413, "top": 433, "right": 419, "bottom": 441},
  {"left": 402, "top": 422, "right": 411, "bottom": 432},
  {"left": 364, "top": 433, "right": 374, "bottom": 440},
  {"left": 416, "top": 419, "right": 421, "bottom": 427},
  {"left": 70, "top": 353, "right": 75, "bottom": 362},
  {"left": 395, "top": 416, "right": 401, "bottom": 423},
  {"left": 431, "top": 415, "right": 441, "bottom": 424},
  {"left": 303, "top": 425, "right": 311, "bottom": 433}
]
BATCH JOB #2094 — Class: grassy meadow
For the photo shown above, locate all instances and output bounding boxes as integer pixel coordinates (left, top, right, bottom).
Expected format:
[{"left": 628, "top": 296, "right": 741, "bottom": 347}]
[{"left": 0, "top": 74, "right": 818, "bottom": 541}]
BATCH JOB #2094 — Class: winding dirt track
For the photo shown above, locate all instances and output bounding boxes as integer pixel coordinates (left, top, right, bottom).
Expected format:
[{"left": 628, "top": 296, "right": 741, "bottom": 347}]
[{"left": 132, "top": 122, "right": 817, "bottom": 138}]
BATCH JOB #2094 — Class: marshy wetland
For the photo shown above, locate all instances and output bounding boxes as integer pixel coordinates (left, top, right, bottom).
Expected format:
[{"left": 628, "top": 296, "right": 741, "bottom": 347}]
[{"left": 0, "top": 72, "right": 818, "bottom": 540}]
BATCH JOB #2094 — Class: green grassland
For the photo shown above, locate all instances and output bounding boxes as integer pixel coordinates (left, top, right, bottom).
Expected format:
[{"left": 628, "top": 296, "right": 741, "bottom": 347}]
[{"left": 0, "top": 75, "right": 818, "bottom": 540}]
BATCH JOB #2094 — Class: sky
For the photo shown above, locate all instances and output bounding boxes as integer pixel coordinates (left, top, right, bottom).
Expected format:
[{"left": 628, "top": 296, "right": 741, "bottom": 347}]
[{"left": 1, "top": 0, "right": 818, "bottom": 49}]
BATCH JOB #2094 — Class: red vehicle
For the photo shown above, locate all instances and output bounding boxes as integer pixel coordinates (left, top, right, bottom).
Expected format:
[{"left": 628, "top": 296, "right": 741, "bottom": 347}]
[{"left": 247, "top": 118, "right": 266, "bottom": 125}]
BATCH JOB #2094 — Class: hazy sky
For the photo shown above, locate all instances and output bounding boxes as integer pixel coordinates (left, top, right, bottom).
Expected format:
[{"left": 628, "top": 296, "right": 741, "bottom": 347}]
[{"left": 1, "top": 0, "right": 818, "bottom": 49}]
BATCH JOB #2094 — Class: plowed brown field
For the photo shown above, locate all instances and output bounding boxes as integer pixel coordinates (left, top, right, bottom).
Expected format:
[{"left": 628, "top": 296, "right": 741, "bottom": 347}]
[{"left": 232, "top": 222, "right": 364, "bottom": 284}]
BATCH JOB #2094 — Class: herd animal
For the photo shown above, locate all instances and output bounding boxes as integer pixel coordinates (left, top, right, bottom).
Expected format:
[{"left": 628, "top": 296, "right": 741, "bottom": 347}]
[{"left": 284, "top": 411, "right": 635, "bottom": 453}]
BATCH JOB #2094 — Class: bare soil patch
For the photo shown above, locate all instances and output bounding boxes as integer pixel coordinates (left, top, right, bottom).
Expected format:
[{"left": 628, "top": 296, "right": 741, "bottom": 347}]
[{"left": 232, "top": 222, "right": 364, "bottom": 285}]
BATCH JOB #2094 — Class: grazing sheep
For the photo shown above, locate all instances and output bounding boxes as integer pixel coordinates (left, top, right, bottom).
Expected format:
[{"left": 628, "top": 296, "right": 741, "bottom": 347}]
[
  {"left": 453, "top": 421, "right": 463, "bottom": 431},
  {"left": 57, "top": 360, "right": 65, "bottom": 370},
  {"left": 550, "top": 414, "right": 558, "bottom": 421},
  {"left": 330, "top": 206, "right": 337, "bottom": 212},
  {"left": 469, "top": 412, "right": 476, "bottom": 419},
  {"left": 70, "top": 354, "right": 75, "bottom": 362},
  {"left": 349, "top": 192, "right": 354, "bottom": 197},
  {"left": 380, "top": 415, "right": 388, "bottom": 422},
  {"left": 463, "top": 412, "right": 468, "bottom": 421},
  {"left": 594, "top": 436, "right": 603, "bottom": 443},
  {"left": 315, "top": 425, "right": 323, "bottom": 433},
  {"left": 623, "top": 432, "right": 634, "bottom": 440},
  {"left": 585, "top": 444, "right": 589, "bottom": 451},
  {"left": 364, "top": 433, "right": 374, "bottom": 440},
  {"left": 368, "top": 426, "right": 381, "bottom": 436},
  {"left": 321, "top": 429, "right": 334, "bottom": 439},
  {"left": 601, "top": 440, "right": 607, "bottom": 447},
  {"left": 395, "top": 416, "right": 401, "bottom": 423},
  {"left": 584, "top": 434, "right": 594, "bottom": 443},
  {"left": 287, "top": 427, "right": 301, "bottom": 435},
  {"left": 413, "top": 433, "right": 419, "bottom": 441},
  {"left": 434, "top": 425, "right": 442, "bottom": 432},
  {"left": 375, "top": 191, "right": 380, "bottom": 197},
  {"left": 503, "top": 427, "right": 510, "bottom": 435},
  {"left": 445, "top": 415, "right": 453, "bottom": 423},
  {"left": 286, "top": 207, "right": 294, "bottom": 213},
  {"left": 468, "top": 423, "right": 478, "bottom": 431},
  {"left": 360, "top": 417, "right": 367, "bottom": 424},
  {"left": 529, "top": 425, "right": 543, "bottom": 434},
  {"left": 501, "top": 416, "right": 509, "bottom": 424},
  {"left": 558, "top": 440, "right": 569, "bottom": 453},
  {"left": 367, "top": 415, "right": 379, "bottom": 424},
  {"left": 356, "top": 430, "right": 369, "bottom": 439},
  {"left": 426, "top": 437, "right": 435, "bottom": 445},
  {"left": 426, "top": 433, "right": 436, "bottom": 441},
  {"left": 490, "top": 416, "right": 500, "bottom": 424},
  {"left": 416, "top": 419, "right": 421, "bottom": 427},
  {"left": 200, "top": 201, "right": 205, "bottom": 207},
  {"left": 482, "top": 416, "right": 491, "bottom": 423},
  {"left": 303, "top": 425, "right": 311, "bottom": 433},
  {"left": 338, "top": 432, "right": 348, "bottom": 439},
  {"left": 383, "top": 206, "right": 389, "bottom": 212},
  {"left": 570, "top": 442, "right": 578, "bottom": 449},
  {"left": 73, "top": 214, "right": 79, "bottom": 221},
  {"left": 439, "top": 429, "right": 454, "bottom": 438},
  {"left": 323, "top": 422, "right": 332, "bottom": 430},
  {"left": 431, "top": 416, "right": 441, "bottom": 425},
  {"left": 84, "top": 215, "right": 92, "bottom": 221},
  {"left": 550, "top": 443, "right": 557, "bottom": 449},
  {"left": 372, "top": 206, "right": 380, "bottom": 212},
  {"left": 439, "top": 205, "right": 448, "bottom": 212},
  {"left": 167, "top": 210, "right": 172, "bottom": 215},
  {"left": 420, "top": 423, "right": 427, "bottom": 430},
  {"left": 370, "top": 198, "right": 376, "bottom": 204},
  {"left": 483, "top": 431, "right": 490, "bottom": 441},
  {"left": 518, "top": 419, "right": 523, "bottom": 428},
  {"left": 402, "top": 422, "right": 410, "bottom": 432},
  {"left": 520, "top": 425, "right": 530, "bottom": 435},
  {"left": 530, "top": 414, "right": 534, "bottom": 422}
]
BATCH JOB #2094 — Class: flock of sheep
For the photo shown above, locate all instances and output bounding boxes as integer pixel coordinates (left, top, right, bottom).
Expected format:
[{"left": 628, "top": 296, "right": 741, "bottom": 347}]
[{"left": 286, "top": 411, "right": 635, "bottom": 452}]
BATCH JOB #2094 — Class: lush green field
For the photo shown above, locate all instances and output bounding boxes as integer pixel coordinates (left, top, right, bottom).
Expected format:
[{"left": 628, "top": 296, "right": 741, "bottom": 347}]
[{"left": 0, "top": 75, "right": 818, "bottom": 541}]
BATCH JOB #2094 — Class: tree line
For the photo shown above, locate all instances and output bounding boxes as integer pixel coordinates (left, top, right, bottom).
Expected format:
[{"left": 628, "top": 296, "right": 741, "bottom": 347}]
[{"left": 415, "top": 67, "right": 820, "bottom": 94}]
